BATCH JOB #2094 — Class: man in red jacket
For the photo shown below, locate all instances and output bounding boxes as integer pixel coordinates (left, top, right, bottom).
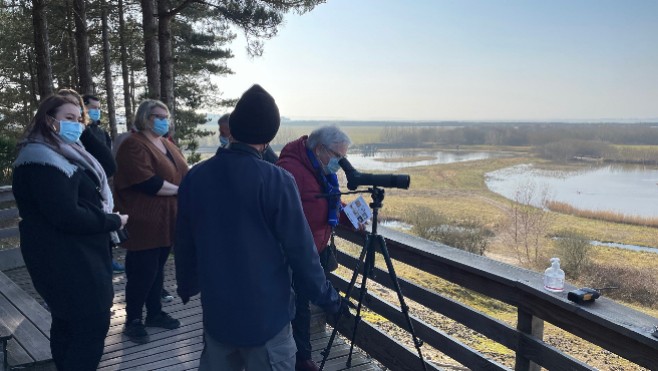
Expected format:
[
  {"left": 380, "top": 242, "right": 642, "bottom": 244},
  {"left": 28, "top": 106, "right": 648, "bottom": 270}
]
[{"left": 277, "top": 125, "right": 353, "bottom": 371}]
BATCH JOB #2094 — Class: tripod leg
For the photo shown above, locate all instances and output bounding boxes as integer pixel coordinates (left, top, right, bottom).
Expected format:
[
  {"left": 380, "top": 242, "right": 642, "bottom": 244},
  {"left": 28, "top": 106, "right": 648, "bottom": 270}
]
[
  {"left": 377, "top": 234, "right": 428, "bottom": 371},
  {"left": 319, "top": 234, "right": 371, "bottom": 371},
  {"left": 346, "top": 239, "right": 374, "bottom": 368}
]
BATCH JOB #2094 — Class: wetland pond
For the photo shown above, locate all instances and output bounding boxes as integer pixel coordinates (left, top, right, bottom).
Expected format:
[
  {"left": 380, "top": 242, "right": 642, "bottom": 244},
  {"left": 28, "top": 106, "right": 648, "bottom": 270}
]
[
  {"left": 346, "top": 150, "right": 508, "bottom": 171},
  {"left": 486, "top": 164, "right": 658, "bottom": 254},
  {"left": 485, "top": 164, "right": 658, "bottom": 219}
]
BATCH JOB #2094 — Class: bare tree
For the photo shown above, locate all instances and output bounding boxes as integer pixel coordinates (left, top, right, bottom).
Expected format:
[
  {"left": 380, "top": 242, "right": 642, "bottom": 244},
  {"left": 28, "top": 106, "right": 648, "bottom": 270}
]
[{"left": 503, "top": 181, "right": 552, "bottom": 266}]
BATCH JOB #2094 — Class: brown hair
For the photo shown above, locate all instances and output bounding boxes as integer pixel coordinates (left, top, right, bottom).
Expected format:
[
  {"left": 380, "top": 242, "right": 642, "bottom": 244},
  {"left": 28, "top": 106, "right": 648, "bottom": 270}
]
[
  {"left": 24, "top": 94, "right": 81, "bottom": 145},
  {"left": 57, "top": 88, "right": 88, "bottom": 125}
]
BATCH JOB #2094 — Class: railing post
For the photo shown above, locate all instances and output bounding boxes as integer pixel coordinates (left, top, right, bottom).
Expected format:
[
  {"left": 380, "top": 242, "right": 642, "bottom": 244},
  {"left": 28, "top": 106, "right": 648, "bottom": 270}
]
[
  {"left": 515, "top": 308, "right": 544, "bottom": 371},
  {"left": 0, "top": 186, "right": 14, "bottom": 203}
]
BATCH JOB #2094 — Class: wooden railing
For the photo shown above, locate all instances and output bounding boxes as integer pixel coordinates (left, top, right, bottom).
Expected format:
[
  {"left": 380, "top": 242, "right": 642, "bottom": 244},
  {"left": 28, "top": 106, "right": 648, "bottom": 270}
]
[
  {"left": 0, "top": 185, "right": 19, "bottom": 249},
  {"left": 2, "top": 186, "right": 657, "bottom": 370},
  {"left": 330, "top": 225, "right": 658, "bottom": 371}
]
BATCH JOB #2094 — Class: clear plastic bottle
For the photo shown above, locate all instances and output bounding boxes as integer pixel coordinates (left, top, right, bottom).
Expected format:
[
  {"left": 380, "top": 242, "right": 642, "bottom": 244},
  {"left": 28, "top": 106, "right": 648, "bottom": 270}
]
[{"left": 543, "top": 257, "right": 565, "bottom": 292}]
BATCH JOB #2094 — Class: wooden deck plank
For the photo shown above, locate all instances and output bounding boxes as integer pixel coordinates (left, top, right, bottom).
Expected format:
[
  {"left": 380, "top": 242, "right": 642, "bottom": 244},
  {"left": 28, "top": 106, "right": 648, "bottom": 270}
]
[
  {"left": 149, "top": 358, "right": 199, "bottom": 371},
  {"left": 98, "top": 343, "right": 203, "bottom": 371},
  {"left": 4, "top": 252, "right": 381, "bottom": 371},
  {"left": 4, "top": 337, "right": 34, "bottom": 368},
  {"left": 0, "top": 293, "right": 51, "bottom": 363},
  {"left": 99, "top": 332, "right": 204, "bottom": 368},
  {"left": 101, "top": 327, "right": 203, "bottom": 362},
  {"left": 0, "top": 271, "right": 51, "bottom": 336},
  {"left": 103, "top": 320, "right": 204, "bottom": 355}
]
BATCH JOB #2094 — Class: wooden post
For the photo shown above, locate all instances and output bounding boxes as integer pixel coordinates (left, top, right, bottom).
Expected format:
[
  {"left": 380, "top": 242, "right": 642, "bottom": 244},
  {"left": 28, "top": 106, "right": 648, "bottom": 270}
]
[{"left": 515, "top": 308, "right": 544, "bottom": 371}]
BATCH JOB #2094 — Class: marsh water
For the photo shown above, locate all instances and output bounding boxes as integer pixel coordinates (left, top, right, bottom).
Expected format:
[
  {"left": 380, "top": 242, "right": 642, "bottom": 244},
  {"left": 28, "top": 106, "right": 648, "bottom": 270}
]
[
  {"left": 345, "top": 150, "right": 507, "bottom": 171},
  {"left": 485, "top": 163, "right": 658, "bottom": 218}
]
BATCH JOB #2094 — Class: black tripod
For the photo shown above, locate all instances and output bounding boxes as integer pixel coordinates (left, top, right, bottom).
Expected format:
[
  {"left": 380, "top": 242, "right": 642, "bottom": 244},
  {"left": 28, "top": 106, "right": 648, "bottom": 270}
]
[{"left": 319, "top": 186, "right": 427, "bottom": 371}]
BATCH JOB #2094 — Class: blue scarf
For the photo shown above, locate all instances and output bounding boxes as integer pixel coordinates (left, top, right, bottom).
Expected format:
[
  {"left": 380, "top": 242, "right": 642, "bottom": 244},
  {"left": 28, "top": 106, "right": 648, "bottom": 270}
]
[{"left": 307, "top": 148, "right": 341, "bottom": 227}]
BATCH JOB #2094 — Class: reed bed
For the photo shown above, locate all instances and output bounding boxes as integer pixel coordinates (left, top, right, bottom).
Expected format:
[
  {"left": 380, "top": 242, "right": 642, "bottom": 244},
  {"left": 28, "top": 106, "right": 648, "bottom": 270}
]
[{"left": 546, "top": 200, "right": 658, "bottom": 228}]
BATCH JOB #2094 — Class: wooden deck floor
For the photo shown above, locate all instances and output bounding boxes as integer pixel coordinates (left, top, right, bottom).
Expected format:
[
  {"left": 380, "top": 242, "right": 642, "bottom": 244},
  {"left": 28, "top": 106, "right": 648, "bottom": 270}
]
[{"left": 4, "top": 251, "right": 381, "bottom": 371}]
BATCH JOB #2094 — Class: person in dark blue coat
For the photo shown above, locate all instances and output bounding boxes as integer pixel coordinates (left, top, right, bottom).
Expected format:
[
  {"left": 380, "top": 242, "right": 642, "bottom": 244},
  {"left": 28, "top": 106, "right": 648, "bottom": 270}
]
[
  {"left": 12, "top": 94, "right": 129, "bottom": 371},
  {"left": 175, "top": 84, "right": 343, "bottom": 371}
]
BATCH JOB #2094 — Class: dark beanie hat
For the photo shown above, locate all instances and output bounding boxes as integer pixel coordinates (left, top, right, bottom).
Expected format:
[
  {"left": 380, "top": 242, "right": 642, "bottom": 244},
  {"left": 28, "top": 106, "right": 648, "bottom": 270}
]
[{"left": 229, "top": 84, "right": 280, "bottom": 144}]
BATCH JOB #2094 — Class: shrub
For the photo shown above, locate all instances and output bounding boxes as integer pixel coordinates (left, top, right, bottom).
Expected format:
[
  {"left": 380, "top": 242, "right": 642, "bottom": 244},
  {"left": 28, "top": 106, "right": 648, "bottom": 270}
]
[
  {"left": 406, "top": 206, "right": 448, "bottom": 240},
  {"left": 432, "top": 220, "right": 492, "bottom": 255},
  {"left": 405, "top": 206, "right": 492, "bottom": 255},
  {"left": 583, "top": 262, "right": 658, "bottom": 308},
  {"left": 0, "top": 136, "right": 16, "bottom": 185},
  {"left": 534, "top": 139, "right": 614, "bottom": 162},
  {"left": 553, "top": 229, "right": 591, "bottom": 278}
]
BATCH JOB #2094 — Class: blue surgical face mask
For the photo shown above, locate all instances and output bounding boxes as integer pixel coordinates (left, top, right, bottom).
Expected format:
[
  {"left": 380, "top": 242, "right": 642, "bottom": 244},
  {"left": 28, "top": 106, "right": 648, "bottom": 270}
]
[
  {"left": 58, "top": 120, "right": 84, "bottom": 144},
  {"left": 88, "top": 108, "right": 101, "bottom": 122},
  {"left": 152, "top": 118, "right": 170, "bottom": 136},
  {"left": 325, "top": 157, "right": 341, "bottom": 174},
  {"left": 219, "top": 135, "right": 230, "bottom": 148}
]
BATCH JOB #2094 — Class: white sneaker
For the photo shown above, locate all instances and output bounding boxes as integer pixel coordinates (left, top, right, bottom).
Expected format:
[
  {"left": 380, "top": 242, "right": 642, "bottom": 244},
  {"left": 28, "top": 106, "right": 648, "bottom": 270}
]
[{"left": 161, "top": 289, "right": 174, "bottom": 303}]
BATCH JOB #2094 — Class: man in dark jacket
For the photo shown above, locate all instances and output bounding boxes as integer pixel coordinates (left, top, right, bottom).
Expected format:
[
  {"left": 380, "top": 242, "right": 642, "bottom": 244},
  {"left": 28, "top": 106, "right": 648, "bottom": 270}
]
[
  {"left": 217, "top": 111, "right": 279, "bottom": 163},
  {"left": 277, "top": 125, "right": 353, "bottom": 371},
  {"left": 83, "top": 94, "right": 112, "bottom": 149},
  {"left": 83, "top": 94, "right": 125, "bottom": 274},
  {"left": 175, "top": 85, "right": 343, "bottom": 371}
]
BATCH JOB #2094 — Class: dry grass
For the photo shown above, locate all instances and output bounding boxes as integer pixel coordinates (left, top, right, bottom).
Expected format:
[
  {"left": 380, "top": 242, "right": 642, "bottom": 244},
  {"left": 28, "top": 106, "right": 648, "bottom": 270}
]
[{"left": 547, "top": 200, "right": 658, "bottom": 228}]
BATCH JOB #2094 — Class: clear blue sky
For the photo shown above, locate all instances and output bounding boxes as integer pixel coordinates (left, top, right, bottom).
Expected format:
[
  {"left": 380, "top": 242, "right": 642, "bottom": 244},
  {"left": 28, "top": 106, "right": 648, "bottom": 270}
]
[{"left": 215, "top": 0, "right": 658, "bottom": 121}]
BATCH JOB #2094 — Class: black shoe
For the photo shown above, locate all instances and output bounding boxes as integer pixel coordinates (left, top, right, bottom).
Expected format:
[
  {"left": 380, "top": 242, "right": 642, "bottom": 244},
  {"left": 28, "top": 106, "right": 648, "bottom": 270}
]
[
  {"left": 296, "top": 359, "right": 320, "bottom": 371},
  {"left": 145, "top": 311, "right": 180, "bottom": 329},
  {"left": 124, "top": 319, "right": 150, "bottom": 344}
]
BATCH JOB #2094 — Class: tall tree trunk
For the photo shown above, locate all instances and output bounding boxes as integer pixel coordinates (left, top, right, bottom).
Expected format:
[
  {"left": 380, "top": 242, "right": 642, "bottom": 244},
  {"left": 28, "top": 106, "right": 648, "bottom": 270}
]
[
  {"left": 65, "top": 0, "right": 79, "bottom": 88},
  {"left": 26, "top": 52, "right": 39, "bottom": 106},
  {"left": 118, "top": 0, "right": 133, "bottom": 127},
  {"left": 130, "top": 68, "right": 136, "bottom": 119},
  {"left": 31, "top": 0, "right": 53, "bottom": 98},
  {"left": 73, "top": 0, "right": 93, "bottom": 94},
  {"left": 158, "top": 0, "right": 175, "bottom": 138},
  {"left": 100, "top": 0, "right": 117, "bottom": 139},
  {"left": 141, "top": 0, "right": 160, "bottom": 99}
]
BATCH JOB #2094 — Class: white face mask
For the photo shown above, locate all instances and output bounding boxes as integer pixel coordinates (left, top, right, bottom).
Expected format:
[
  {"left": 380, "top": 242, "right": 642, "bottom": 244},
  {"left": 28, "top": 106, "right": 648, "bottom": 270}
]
[
  {"left": 325, "top": 157, "right": 341, "bottom": 174},
  {"left": 219, "top": 135, "right": 230, "bottom": 148}
]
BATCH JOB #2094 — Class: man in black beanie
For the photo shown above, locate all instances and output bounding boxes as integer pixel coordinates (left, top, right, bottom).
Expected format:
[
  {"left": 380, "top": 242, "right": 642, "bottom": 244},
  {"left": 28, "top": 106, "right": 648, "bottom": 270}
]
[{"left": 175, "top": 85, "right": 344, "bottom": 371}]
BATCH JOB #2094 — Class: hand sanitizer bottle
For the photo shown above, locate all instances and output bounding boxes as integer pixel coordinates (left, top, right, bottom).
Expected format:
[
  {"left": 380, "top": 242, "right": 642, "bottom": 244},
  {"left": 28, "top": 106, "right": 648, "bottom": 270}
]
[{"left": 543, "top": 257, "right": 565, "bottom": 292}]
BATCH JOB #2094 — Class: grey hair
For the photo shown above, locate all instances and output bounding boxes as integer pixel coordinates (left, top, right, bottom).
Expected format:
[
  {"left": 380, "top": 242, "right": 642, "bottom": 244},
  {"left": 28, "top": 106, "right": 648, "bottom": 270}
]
[
  {"left": 307, "top": 125, "right": 351, "bottom": 151},
  {"left": 133, "top": 99, "right": 169, "bottom": 131}
]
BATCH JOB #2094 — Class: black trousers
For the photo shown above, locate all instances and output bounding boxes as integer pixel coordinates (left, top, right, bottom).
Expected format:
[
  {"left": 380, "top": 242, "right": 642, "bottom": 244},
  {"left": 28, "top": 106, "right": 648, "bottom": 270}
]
[
  {"left": 292, "top": 288, "right": 312, "bottom": 360},
  {"left": 125, "top": 246, "right": 171, "bottom": 323},
  {"left": 292, "top": 262, "right": 333, "bottom": 361},
  {"left": 50, "top": 311, "right": 111, "bottom": 371}
]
